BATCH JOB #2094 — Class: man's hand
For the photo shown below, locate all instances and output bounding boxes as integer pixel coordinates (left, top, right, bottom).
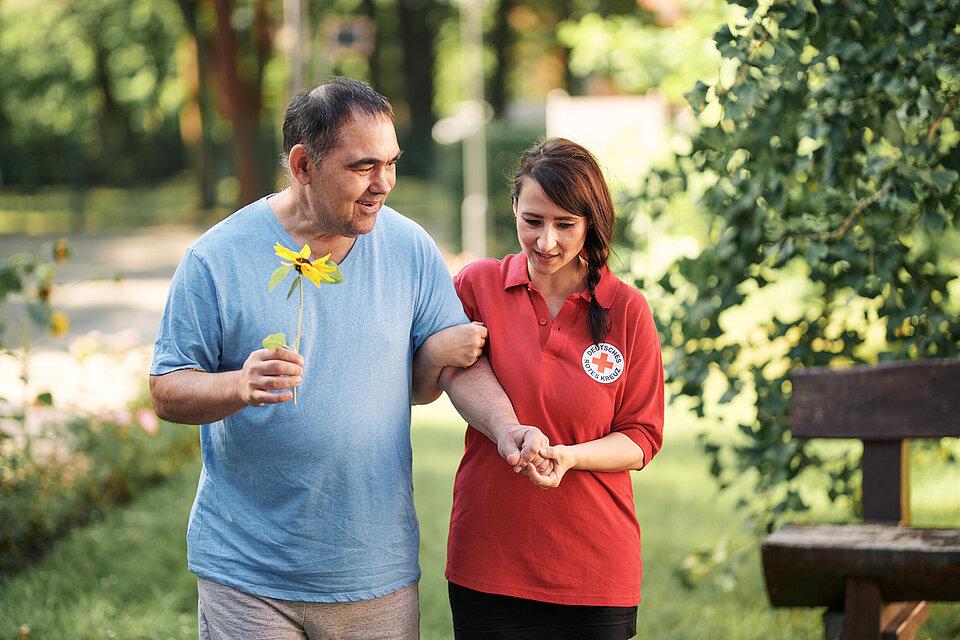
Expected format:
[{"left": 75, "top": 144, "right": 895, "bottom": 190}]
[
  {"left": 237, "top": 348, "right": 304, "bottom": 406},
  {"left": 496, "top": 424, "right": 550, "bottom": 471},
  {"left": 424, "top": 321, "right": 488, "bottom": 369}
]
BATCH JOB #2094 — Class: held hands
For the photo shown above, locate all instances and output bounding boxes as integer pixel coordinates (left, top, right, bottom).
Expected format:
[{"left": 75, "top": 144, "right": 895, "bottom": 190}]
[
  {"left": 237, "top": 348, "right": 304, "bottom": 406},
  {"left": 495, "top": 425, "right": 574, "bottom": 489},
  {"left": 424, "top": 321, "right": 487, "bottom": 368},
  {"left": 523, "top": 444, "right": 575, "bottom": 489}
]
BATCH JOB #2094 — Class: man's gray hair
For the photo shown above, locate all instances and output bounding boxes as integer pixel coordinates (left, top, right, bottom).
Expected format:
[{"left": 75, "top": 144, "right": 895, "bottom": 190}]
[{"left": 281, "top": 77, "right": 393, "bottom": 168}]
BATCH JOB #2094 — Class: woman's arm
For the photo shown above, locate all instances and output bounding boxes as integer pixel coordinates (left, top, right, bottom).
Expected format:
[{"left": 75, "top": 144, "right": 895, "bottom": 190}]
[
  {"left": 524, "top": 432, "right": 645, "bottom": 488},
  {"left": 411, "top": 322, "right": 487, "bottom": 404}
]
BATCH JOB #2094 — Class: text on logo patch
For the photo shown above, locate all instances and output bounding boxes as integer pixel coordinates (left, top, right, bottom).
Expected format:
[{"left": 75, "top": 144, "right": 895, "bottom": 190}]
[{"left": 581, "top": 343, "right": 625, "bottom": 384}]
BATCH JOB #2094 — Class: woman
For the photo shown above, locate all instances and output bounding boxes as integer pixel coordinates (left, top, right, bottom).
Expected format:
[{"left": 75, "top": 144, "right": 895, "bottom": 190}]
[{"left": 444, "top": 138, "right": 665, "bottom": 639}]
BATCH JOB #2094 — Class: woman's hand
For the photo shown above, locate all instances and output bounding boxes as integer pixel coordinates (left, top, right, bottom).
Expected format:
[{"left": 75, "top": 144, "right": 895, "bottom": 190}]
[
  {"left": 423, "top": 321, "right": 487, "bottom": 368},
  {"left": 523, "top": 444, "right": 576, "bottom": 489},
  {"left": 521, "top": 433, "right": 645, "bottom": 488}
]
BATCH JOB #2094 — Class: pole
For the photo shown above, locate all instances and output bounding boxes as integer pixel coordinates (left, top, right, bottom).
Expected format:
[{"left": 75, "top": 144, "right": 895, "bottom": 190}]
[
  {"left": 459, "top": 0, "right": 487, "bottom": 257},
  {"left": 285, "top": 0, "right": 304, "bottom": 94}
]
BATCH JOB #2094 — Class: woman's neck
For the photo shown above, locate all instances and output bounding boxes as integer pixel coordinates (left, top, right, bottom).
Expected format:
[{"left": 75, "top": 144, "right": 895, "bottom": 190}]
[{"left": 528, "top": 256, "right": 588, "bottom": 300}]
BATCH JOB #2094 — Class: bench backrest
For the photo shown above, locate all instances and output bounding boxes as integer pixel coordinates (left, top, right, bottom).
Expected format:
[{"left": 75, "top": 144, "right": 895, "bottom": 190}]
[{"left": 790, "top": 360, "right": 960, "bottom": 525}]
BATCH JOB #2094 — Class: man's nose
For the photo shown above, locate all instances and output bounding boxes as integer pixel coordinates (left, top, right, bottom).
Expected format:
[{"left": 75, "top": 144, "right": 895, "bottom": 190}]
[{"left": 369, "top": 167, "right": 393, "bottom": 194}]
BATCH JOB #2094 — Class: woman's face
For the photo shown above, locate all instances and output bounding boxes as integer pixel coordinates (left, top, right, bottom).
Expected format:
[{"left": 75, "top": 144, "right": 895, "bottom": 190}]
[{"left": 514, "top": 177, "right": 588, "bottom": 280}]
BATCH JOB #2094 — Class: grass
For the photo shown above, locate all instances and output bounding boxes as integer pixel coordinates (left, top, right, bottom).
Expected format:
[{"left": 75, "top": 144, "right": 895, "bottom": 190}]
[
  {"left": 1, "top": 400, "right": 958, "bottom": 639},
  {"left": 0, "top": 176, "right": 215, "bottom": 235}
]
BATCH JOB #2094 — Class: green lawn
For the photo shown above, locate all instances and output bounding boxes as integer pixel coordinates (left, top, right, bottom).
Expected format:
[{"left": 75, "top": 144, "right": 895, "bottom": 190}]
[{"left": 2, "top": 400, "right": 958, "bottom": 639}]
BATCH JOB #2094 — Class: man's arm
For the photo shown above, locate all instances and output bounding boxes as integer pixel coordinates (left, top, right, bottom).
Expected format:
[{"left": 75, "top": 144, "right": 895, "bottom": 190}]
[
  {"left": 150, "top": 348, "right": 303, "bottom": 425},
  {"left": 439, "top": 355, "right": 548, "bottom": 469}
]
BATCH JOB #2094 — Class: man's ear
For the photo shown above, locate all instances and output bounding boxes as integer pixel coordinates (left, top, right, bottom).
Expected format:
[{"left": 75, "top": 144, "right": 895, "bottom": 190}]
[{"left": 288, "top": 144, "right": 313, "bottom": 185}]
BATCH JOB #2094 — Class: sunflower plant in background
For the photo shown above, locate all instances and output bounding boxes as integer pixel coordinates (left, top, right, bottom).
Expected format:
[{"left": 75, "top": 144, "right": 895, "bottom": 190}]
[
  {"left": 264, "top": 243, "right": 343, "bottom": 404},
  {"left": 0, "top": 239, "right": 71, "bottom": 424}
]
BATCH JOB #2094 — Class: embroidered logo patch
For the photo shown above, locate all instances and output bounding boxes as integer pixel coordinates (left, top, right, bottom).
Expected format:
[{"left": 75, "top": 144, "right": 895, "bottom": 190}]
[{"left": 582, "top": 343, "right": 625, "bottom": 384}]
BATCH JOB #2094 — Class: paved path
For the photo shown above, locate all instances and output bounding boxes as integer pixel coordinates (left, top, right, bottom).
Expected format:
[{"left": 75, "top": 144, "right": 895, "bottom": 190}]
[
  {"left": 0, "top": 226, "right": 201, "bottom": 349},
  {"left": 0, "top": 227, "right": 200, "bottom": 423}
]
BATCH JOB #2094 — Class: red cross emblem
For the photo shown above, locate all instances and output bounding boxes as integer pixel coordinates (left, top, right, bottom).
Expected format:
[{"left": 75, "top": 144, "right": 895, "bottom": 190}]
[{"left": 592, "top": 352, "right": 615, "bottom": 374}]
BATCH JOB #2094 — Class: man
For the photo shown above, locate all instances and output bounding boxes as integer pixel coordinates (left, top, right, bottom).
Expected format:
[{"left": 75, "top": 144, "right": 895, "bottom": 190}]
[{"left": 149, "top": 77, "right": 545, "bottom": 640}]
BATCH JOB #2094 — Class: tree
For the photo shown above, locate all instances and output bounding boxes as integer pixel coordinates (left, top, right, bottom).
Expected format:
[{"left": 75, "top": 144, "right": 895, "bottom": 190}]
[
  {"left": 396, "top": 0, "right": 446, "bottom": 175},
  {"left": 199, "top": 0, "right": 276, "bottom": 206},
  {"left": 633, "top": 0, "right": 960, "bottom": 553},
  {"left": 175, "top": 0, "right": 219, "bottom": 210},
  {"left": 558, "top": 0, "right": 727, "bottom": 101},
  {"left": 0, "top": 0, "right": 186, "bottom": 187}
]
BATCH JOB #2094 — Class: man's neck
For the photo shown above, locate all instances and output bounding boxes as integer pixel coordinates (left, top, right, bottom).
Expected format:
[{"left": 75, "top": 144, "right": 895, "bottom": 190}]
[{"left": 268, "top": 188, "right": 356, "bottom": 263}]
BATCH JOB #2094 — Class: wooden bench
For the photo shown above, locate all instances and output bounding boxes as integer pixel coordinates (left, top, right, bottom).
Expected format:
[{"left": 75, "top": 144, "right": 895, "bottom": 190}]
[{"left": 761, "top": 360, "right": 960, "bottom": 640}]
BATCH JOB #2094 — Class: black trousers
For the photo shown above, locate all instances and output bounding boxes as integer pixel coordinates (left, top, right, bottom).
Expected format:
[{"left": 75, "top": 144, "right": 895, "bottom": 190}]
[{"left": 448, "top": 582, "right": 638, "bottom": 640}]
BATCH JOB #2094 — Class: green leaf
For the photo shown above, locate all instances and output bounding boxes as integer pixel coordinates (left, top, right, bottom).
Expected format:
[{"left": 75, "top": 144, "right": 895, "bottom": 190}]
[
  {"left": 268, "top": 266, "right": 291, "bottom": 292},
  {"left": 286, "top": 276, "right": 301, "bottom": 300},
  {"left": 685, "top": 81, "right": 709, "bottom": 112},
  {"left": 928, "top": 168, "right": 958, "bottom": 192},
  {"left": 35, "top": 391, "right": 53, "bottom": 406},
  {"left": 261, "top": 333, "right": 288, "bottom": 350}
]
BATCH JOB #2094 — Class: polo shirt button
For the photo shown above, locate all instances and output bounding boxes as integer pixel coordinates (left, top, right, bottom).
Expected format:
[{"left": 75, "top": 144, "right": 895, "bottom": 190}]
[{"left": 539, "top": 318, "right": 547, "bottom": 325}]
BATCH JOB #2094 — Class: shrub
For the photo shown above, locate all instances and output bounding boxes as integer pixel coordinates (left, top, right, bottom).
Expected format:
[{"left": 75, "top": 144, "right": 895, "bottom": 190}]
[{"left": 0, "top": 406, "right": 197, "bottom": 576}]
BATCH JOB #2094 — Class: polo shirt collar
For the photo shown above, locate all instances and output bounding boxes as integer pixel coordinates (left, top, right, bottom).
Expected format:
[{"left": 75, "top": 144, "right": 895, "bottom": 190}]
[{"left": 504, "top": 253, "right": 618, "bottom": 307}]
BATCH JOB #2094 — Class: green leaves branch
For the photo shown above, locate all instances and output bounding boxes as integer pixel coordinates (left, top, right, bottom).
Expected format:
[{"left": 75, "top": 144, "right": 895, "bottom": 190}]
[{"left": 628, "top": 0, "right": 960, "bottom": 589}]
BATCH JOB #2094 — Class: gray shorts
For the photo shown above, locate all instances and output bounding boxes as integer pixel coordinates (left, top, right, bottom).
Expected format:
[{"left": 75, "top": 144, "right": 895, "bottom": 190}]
[{"left": 197, "top": 577, "right": 419, "bottom": 640}]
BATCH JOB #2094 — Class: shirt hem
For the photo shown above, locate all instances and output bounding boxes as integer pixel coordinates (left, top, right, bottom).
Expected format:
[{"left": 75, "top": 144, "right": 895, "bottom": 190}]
[
  {"left": 149, "top": 363, "right": 207, "bottom": 376},
  {"left": 190, "top": 564, "right": 420, "bottom": 603},
  {"left": 445, "top": 573, "right": 640, "bottom": 607}
]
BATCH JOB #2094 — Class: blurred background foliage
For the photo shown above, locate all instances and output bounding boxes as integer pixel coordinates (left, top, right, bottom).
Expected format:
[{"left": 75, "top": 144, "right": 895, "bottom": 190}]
[{"left": 0, "top": 0, "right": 727, "bottom": 245}]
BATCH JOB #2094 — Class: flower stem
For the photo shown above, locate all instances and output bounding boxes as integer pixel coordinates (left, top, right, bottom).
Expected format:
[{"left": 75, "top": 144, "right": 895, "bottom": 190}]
[{"left": 294, "top": 276, "right": 303, "bottom": 404}]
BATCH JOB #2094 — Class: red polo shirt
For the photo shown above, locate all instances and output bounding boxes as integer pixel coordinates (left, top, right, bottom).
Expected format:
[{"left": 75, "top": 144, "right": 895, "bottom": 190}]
[{"left": 445, "top": 253, "right": 665, "bottom": 607}]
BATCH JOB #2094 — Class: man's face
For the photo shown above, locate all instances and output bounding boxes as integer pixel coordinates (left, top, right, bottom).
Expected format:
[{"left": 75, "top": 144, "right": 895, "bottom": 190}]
[{"left": 306, "top": 112, "right": 401, "bottom": 237}]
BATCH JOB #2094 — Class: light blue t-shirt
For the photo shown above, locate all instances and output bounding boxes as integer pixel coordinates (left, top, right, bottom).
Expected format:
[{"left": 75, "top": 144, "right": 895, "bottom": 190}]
[{"left": 150, "top": 197, "right": 467, "bottom": 601}]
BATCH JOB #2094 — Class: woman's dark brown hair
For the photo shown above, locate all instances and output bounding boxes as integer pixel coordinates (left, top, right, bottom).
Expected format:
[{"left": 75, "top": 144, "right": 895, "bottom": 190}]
[{"left": 511, "top": 137, "right": 614, "bottom": 345}]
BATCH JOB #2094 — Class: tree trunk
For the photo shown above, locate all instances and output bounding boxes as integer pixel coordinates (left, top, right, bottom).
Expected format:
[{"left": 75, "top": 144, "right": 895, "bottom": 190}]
[
  {"left": 396, "top": 0, "right": 436, "bottom": 177},
  {"left": 489, "top": 0, "right": 515, "bottom": 117},
  {"left": 209, "top": 0, "right": 260, "bottom": 206},
  {"left": 556, "top": 0, "right": 578, "bottom": 94},
  {"left": 175, "top": 0, "right": 217, "bottom": 211},
  {"left": 359, "top": 0, "right": 382, "bottom": 91},
  {"left": 90, "top": 27, "right": 135, "bottom": 183}
]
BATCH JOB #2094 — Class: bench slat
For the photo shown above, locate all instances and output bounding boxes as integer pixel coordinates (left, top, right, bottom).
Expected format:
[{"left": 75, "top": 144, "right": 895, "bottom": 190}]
[
  {"left": 791, "top": 360, "right": 960, "bottom": 440},
  {"left": 761, "top": 524, "right": 960, "bottom": 608}
]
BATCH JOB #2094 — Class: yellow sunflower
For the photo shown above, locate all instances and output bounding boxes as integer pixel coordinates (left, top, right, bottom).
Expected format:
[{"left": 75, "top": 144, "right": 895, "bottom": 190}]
[
  {"left": 274, "top": 244, "right": 343, "bottom": 287},
  {"left": 264, "top": 242, "right": 344, "bottom": 405}
]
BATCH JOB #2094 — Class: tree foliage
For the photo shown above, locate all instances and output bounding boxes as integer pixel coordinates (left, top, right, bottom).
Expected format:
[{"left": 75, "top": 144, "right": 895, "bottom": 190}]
[
  {"left": 558, "top": 0, "right": 728, "bottom": 102},
  {"left": 0, "top": 0, "right": 187, "bottom": 187},
  {"left": 633, "top": 0, "right": 960, "bottom": 537}
]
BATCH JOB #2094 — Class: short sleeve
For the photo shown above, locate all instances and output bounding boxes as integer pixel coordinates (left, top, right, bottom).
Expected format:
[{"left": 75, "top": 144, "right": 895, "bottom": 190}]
[
  {"left": 150, "top": 250, "right": 223, "bottom": 376},
  {"left": 410, "top": 237, "right": 469, "bottom": 351},
  {"left": 611, "top": 312, "right": 665, "bottom": 466},
  {"left": 453, "top": 267, "right": 483, "bottom": 323}
]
